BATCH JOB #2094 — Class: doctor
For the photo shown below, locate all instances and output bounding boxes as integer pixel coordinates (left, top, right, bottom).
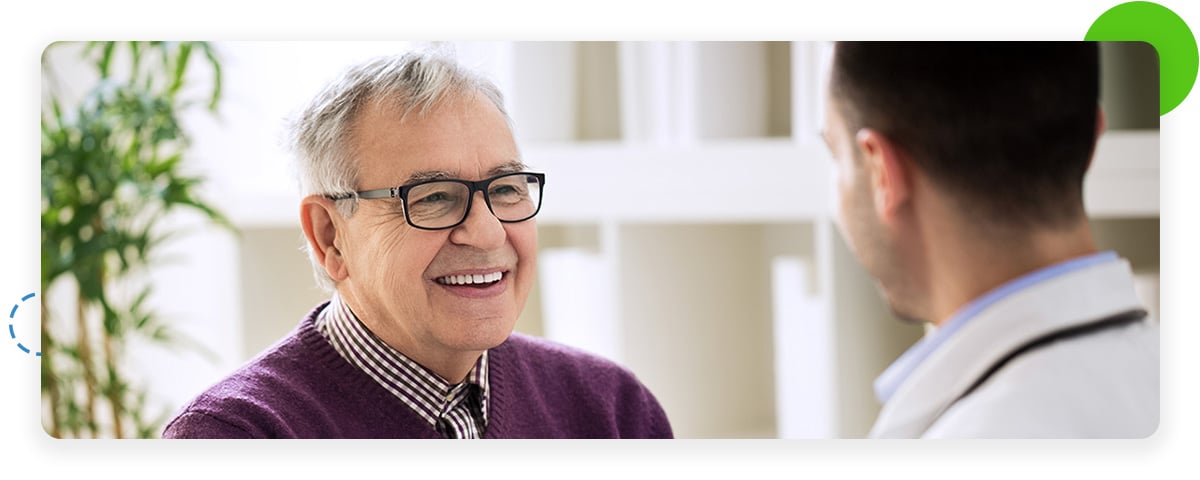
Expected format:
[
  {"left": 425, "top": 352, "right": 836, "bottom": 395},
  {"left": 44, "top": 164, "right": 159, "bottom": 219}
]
[{"left": 819, "top": 42, "right": 1158, "bottom": 438}]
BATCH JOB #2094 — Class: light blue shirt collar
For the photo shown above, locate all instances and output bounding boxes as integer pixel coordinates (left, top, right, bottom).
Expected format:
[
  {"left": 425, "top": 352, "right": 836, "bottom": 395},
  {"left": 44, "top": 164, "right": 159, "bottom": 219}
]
[{"left": 873, "top": 250, "right": 1120, "bottom": 403}]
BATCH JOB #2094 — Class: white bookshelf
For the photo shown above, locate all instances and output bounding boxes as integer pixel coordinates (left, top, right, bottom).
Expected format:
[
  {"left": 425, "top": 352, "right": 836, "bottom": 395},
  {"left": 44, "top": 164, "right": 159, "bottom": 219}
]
[{"left": 175, "top": 41, "right": 1161, "bottom": 439}]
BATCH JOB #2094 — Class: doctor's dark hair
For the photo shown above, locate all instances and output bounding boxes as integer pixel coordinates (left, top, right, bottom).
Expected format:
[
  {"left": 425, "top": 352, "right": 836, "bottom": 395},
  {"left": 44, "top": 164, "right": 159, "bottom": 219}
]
[{"left": 829, "top": 41, "right": 1101, "bottom": 228}]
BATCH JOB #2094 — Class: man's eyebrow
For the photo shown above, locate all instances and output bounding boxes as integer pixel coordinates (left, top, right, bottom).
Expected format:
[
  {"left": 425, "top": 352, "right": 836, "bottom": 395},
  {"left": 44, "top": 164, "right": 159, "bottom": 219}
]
[
  {"left": 402, "top": 161, "right": 528, "bottom": 184},
  {"left": 405, "top": 170, "right": 455, "bottom": 183},
  {"left": 488, "top": 161, "right": 528, "bottom": 176}
]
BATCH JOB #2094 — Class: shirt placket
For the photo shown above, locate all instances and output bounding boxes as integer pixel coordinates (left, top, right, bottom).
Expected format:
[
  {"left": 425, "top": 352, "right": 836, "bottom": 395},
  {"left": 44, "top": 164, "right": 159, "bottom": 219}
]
[{"left": 438, "top": 382, "right": 478, "bottom": 439}]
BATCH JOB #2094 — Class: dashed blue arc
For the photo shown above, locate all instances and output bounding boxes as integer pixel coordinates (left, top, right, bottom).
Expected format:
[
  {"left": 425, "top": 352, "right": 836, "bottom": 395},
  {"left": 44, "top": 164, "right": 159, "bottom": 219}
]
[{"left": 9, "top": 292, "right": 39, "bottom": 356}]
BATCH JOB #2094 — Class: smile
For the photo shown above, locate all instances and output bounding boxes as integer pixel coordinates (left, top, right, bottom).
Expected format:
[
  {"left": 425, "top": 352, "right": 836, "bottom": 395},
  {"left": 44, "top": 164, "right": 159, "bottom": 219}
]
[{"left": 435, "top": 271, "right": 504, "bottom": 286}]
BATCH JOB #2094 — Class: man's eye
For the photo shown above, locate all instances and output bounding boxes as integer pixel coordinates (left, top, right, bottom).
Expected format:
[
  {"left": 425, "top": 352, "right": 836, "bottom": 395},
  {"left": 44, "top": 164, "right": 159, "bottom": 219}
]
[
  {"left": 490, "top": 185, "right": 518, "bottom": 195},
  {"left": 414, "top": 192, "right": 453, "bottom": 204}
]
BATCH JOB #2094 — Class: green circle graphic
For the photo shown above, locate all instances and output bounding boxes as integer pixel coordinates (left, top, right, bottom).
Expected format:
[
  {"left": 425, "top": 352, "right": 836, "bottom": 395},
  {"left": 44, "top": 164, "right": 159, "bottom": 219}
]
[{"left": 1086, "top": 1, "right": 1198, "bottom": 115}]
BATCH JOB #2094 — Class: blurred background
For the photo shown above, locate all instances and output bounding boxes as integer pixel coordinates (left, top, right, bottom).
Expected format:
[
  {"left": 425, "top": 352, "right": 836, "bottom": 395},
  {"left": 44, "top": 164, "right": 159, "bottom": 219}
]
[{"left": 40, "top": 41, "right": 1160, "bottom": 439}]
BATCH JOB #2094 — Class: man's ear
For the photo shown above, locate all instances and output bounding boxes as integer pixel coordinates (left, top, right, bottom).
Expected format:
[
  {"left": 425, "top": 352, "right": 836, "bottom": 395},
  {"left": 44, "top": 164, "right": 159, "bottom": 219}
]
[
  {"left": 300, "top": 195, "right": 349, "bottom": 282},
  {"left": 855, "top": 128, "right": 912, "bottom": 223}
]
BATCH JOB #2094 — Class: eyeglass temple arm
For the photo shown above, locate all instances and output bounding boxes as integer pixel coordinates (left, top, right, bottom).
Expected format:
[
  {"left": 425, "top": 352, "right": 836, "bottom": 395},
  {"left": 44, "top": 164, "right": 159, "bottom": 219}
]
[{"left": 327, "top": 187, "right": 399, "bottom": 201}]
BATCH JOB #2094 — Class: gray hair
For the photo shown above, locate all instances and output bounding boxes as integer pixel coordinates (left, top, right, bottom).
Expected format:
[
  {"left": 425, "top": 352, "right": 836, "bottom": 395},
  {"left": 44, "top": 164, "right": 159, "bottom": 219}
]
[{"left": 285, "top": 49, "right": 513, "bottom": 291}]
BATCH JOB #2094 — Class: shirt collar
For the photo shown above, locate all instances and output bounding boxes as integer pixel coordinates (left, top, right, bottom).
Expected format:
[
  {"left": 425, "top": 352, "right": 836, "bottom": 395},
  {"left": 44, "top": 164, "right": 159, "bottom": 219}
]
[
  {"left": 314, "top": 292, "right": 490, "bottom": 431},
  {"left": 873, "top": 251, "right": 1119, "bottom": 403}
]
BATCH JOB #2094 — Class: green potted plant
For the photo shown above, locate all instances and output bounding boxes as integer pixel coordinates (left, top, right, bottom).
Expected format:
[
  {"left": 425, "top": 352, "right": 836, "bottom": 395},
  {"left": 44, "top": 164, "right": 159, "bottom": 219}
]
[{"left": 41, "top": 41, "right": 232, "bottom": 438}]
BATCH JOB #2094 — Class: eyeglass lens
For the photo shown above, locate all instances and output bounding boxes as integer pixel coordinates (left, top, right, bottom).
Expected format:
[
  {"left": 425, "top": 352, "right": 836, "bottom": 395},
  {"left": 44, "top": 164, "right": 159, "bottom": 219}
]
[{"left": 405, "top": 173, "right": 542, "bottom": 229}]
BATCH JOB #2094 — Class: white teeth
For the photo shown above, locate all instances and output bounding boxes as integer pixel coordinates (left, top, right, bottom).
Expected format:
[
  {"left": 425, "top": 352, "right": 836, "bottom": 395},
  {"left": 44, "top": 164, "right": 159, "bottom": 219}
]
[{"left": 437, "top": 271, "right": 504, "bottom": 285}]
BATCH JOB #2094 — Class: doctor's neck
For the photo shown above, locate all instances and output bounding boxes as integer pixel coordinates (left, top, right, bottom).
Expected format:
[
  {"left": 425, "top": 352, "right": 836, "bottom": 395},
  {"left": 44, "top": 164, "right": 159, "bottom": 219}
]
[{"left": 915, "top": 198, "right": 1098, "bottom": 327}]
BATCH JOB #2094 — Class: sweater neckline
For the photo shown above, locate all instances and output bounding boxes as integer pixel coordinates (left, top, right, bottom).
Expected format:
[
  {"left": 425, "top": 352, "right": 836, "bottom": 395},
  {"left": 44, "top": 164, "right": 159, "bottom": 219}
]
[
  {"left": 294, "top": 302, "right": 442, "bottom": 439},
  {"left": 296, "top": 301, "right": 524, "bottom": 439}
]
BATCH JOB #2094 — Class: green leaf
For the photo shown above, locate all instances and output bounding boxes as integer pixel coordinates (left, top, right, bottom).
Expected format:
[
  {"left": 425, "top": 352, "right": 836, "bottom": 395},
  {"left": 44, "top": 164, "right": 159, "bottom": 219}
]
[
  {"left": 98, "top": 42, "right": 115, "bottom": 79},
  {"left": 199, "top": 42, "right": 223, "bottom": 111},
  {"left": 170, "top": 42, "right": 192, "bottom": 96},
  {"left": 128, "top": 42, "right": 141, "bottom": 83}
]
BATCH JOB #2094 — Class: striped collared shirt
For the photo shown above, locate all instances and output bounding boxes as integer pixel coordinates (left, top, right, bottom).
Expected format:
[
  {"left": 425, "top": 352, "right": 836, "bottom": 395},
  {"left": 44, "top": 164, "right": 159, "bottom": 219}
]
[{"left": 314, "top": 293, "right": 489, "bottom": 438}]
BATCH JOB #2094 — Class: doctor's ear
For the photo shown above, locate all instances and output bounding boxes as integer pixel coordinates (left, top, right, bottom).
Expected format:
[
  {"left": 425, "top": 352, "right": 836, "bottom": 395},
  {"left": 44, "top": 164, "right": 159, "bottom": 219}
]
[
  {"left": 300, "top": 195, "right": 349, "bottom": 281},
  {"left": 855, "top": 128, "right": 913, "bottom": 223}
]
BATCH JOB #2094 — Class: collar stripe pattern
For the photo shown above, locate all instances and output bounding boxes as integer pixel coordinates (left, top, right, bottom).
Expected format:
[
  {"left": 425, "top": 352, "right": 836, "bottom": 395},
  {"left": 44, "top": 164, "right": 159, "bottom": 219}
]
[{"left": 315, "top": 294, "right": 489, "bottom": 438}]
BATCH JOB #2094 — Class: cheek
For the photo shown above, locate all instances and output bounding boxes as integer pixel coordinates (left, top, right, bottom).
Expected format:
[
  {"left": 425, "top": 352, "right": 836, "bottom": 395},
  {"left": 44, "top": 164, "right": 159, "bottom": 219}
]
[
  {"left": 833, "top": 154, "right": 859, "bottom": 191},
  {"left": 506, "top": 223, "right": 538, "bottom": 286},
  {"left": 508, "top": 223, "right": 538, "bottom": 266},
  {"left": 832, "top": 161, "right": 878, "bottom": 261},
  {"left": 830, "top": 159, "right": 856, "bottom": 228},
  {"left": 369, "top": 226, "right": 439, "bottom": 285}
]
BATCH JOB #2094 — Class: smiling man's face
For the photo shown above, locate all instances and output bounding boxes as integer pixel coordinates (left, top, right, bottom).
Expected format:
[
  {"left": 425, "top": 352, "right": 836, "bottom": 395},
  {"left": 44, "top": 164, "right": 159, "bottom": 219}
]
[{"left": 335, "top": 92, "right": 537, "bottom": 375}]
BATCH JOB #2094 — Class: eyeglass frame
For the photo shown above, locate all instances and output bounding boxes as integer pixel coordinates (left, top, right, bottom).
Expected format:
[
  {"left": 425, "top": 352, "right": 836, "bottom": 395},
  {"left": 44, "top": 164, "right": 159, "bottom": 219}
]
[{"left": 325, "top": 171, "right": 546, "bottom": 231}]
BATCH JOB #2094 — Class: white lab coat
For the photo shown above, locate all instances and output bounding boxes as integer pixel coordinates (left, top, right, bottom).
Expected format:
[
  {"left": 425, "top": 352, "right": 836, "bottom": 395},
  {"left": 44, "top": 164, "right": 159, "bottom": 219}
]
[{"left": 869, "top": 258, "right": 1159, "bottom": 438}]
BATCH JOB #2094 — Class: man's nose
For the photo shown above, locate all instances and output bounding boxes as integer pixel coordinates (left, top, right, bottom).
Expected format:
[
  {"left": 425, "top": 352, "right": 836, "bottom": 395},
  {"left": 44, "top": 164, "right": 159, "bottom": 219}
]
[{"left": 448, "top": 191, "right": 506, "bottom": 248}]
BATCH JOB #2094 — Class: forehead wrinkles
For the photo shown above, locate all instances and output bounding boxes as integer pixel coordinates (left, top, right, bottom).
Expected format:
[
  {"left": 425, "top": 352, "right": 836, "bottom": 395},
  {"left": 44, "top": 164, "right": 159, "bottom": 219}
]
[
  {"left": 410, "top": 160, "right": 527, "bottom": 183},
  {"left": 344, "top": 91, "right": 471, "bottom": 185}
]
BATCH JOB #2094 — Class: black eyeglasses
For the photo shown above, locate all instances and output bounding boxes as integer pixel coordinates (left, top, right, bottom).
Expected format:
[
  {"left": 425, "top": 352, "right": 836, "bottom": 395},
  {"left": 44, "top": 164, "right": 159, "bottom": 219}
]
[{"left": 327, "top": 172, "right": 545, "bottom": 231}]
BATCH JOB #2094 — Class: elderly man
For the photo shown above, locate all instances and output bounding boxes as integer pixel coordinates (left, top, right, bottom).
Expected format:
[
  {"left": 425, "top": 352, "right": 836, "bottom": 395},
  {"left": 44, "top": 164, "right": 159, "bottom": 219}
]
[
  {"left": 163, "top": 51, "right": 672, "bottom": 439},
  {"left": 820, "top": 42, "right": 1158, "bottom": 438}
]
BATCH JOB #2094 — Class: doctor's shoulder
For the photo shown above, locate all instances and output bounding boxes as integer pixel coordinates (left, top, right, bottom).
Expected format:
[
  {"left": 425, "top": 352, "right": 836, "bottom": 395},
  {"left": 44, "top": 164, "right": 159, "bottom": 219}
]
[{"left": 924, "top": 322, "right": 1159, "bottom": 439}]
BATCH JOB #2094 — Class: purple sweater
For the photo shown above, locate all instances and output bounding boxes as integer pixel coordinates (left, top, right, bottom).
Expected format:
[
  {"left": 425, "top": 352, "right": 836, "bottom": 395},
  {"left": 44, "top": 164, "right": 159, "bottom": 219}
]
[{"left": 162, "top": 305, "right": 673, "bottom": 439}]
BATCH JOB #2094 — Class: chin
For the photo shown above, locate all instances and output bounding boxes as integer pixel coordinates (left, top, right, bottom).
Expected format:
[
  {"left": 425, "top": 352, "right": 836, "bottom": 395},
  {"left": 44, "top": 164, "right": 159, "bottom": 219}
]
[
  {"left": 869, "top": 280, "right": 923, "bottom": 325},
  {"left": 887, "top": 306, "right": 927, "bottom": 325},
  {"left": 447, "top": 315, "right": 516, "bottom": 350},
  {"left": 881, "top": 293, "right": 927, "bottom": 325}
]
